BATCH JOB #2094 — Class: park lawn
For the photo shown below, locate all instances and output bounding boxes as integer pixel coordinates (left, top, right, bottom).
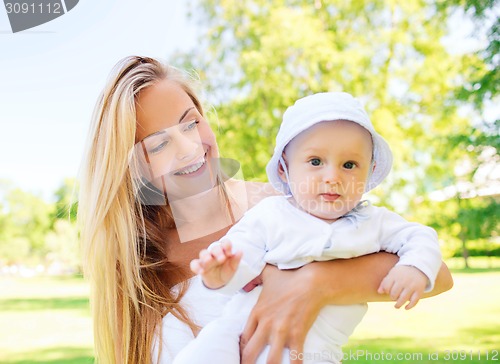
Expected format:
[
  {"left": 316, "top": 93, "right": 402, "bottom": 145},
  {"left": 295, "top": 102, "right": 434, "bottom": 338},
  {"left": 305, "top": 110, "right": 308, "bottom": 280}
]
[
  {"left": 0, "top": 258, "right": 498, "bottom": 364},
  {"left": 343, "top": 259, "right": 500, "bottom": 364},
  {"left": 0, "top": 276, "right": 93, "bottom": 364}
]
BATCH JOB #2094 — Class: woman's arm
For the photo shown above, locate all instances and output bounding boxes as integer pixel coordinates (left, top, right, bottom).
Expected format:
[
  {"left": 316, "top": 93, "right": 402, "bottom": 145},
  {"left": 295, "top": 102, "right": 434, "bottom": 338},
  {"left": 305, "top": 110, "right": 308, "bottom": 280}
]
[
  {"left": 306, "top": 252, "right": 453, "bottom": 304},
  {"left": 240, "top": 252, "right": 453, "bottom": 364}
]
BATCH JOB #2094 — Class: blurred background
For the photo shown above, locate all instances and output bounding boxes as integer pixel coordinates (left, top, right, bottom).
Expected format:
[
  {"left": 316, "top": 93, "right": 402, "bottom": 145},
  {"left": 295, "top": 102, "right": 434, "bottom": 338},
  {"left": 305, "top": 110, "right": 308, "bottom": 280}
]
[{"left": 0, "top": 0, "right": 498, "bottom": 363}]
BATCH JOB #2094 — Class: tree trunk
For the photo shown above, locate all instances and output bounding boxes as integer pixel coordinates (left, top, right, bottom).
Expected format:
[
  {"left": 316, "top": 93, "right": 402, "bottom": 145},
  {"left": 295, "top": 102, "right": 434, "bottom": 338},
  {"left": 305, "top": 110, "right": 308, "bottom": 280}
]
[{"left": 460, "top": 233, "right": 470, "bottom": 269}]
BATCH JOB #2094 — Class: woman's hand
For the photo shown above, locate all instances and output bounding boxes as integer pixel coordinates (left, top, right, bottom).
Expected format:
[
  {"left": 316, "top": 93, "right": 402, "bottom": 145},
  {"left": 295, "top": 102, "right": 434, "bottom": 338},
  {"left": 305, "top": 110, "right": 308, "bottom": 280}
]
[
  {"left": 240, "top": 264, "right": 325, "bottom": 364},
  {"left": 239, "top": 253, "right": 453, "bottom": 364}
]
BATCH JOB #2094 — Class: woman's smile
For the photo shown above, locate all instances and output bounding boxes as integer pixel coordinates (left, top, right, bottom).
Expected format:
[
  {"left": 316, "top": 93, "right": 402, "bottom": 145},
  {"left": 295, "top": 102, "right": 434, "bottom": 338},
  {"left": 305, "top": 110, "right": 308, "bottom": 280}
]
[{"left": 173, "top": 155, "right": 207, "bottom": 176}]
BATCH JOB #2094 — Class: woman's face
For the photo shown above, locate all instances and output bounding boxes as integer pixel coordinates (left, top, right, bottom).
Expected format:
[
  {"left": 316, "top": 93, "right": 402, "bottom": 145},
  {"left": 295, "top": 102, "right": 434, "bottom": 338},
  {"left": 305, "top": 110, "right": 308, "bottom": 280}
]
[{"left": 133, "top": 79, "right": 218, "bottom": 201}]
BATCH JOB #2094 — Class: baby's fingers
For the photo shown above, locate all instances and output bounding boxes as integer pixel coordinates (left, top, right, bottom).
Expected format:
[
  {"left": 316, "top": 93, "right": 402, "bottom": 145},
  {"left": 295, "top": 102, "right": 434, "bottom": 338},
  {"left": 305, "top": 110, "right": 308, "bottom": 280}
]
[
  {"left": 405, "top": 291, "right": 421, "bottom": 310},
  {"left": 377, "top": 276, "right": 393, "bottom": 294},
  {"left": 190, "top": 259, "right": 203, "bottom": 274},
  {"left": 189, "top": 249, "right": 215, "bottom": 274},
  {"left": 394, "top": 288, "right": 411, "bottom": 309},
  {"left": 197, "top": 249, "right": 219, "bottom": 272},
  {"left": 210, "top": 243, "right": 232, "bottom": 263}
]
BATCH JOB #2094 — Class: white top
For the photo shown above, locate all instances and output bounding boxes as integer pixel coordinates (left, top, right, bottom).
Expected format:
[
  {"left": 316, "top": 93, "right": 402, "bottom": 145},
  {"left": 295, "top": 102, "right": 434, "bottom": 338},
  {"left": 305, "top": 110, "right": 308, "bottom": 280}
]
[
  {"left": 152, "top": 276, "right": 230, "bottom": 363},
  {"left": 154, "top": 196, "right": 442, "bottom": 363},
  {"left": 214, "top": 196, "right": 442, "bottom": 295}
]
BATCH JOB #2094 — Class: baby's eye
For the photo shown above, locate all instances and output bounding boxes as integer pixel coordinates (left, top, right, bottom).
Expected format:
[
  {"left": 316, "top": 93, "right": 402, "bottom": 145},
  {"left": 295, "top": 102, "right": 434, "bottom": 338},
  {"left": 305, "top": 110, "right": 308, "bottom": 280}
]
[
  {"left": 309, "top": 158, "right": 322, "bottom": 166},
  {"left": 343, "top": 161, "right": 356, "bottom": 169}
]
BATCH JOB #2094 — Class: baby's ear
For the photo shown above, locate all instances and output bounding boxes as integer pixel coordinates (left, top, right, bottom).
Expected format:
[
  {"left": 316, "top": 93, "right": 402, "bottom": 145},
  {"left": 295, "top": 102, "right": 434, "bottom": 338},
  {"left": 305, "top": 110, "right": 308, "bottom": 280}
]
[
  {"left": 278, "top": 153, "right": 288, "bottom": 183},
  {"left": 372, "top": 161, "right": 377, "bottom": 174}
]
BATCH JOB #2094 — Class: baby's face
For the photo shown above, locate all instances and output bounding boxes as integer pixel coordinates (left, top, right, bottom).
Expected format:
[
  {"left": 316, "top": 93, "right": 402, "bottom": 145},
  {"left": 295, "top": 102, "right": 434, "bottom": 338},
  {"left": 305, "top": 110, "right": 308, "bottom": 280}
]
[{"left": 280, "top": 120, "right": 373, "bottom": 222}]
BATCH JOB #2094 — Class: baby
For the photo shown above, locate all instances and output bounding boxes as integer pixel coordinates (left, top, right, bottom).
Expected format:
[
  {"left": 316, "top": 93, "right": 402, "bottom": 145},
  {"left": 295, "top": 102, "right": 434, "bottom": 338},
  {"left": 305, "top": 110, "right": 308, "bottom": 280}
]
[{"left": 174, "top": 92, "right": 442, "bottom": 364}]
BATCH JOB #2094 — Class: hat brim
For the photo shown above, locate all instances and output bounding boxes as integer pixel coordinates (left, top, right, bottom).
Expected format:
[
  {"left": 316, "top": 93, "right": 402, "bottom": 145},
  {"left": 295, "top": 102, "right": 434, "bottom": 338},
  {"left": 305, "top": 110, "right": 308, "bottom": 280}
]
[{"left": 266, "top": 121, "right": 393, "bottom": 194}]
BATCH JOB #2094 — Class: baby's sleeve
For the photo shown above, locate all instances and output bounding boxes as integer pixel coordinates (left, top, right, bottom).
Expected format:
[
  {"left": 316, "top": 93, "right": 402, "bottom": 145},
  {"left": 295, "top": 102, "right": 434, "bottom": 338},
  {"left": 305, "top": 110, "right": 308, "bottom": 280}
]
[
  {"left": 208, "top": 201, "right": 269, "bottom": 295},
  {"left": 377, "top": 208, "right": 442, "bottom": 291}
]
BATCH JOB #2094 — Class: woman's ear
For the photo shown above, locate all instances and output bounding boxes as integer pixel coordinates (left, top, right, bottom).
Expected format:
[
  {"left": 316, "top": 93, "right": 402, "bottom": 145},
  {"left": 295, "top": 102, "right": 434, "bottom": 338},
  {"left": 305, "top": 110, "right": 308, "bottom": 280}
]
[{"left": 278, "top": 153, "right": 288, "bottom": 183}]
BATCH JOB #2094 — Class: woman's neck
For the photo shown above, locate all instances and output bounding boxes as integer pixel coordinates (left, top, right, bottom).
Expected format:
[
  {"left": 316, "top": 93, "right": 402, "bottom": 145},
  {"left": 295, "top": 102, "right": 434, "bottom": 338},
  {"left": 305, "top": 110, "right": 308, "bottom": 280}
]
[{"left": 168, "top": 179, "right": 247, "bottom": 243}]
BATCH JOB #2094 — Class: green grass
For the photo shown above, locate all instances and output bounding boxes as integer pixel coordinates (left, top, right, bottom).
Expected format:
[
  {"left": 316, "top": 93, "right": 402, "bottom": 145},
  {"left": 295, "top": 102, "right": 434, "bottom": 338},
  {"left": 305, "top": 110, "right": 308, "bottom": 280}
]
[
  {"left": 445, "top": 256, "right": 500, "bottom": 273},
  {"left": 0, "top": 259, "right": 499, "bottom": 363},
  {"left": 343, "top": 261, "right": 500, "bottom": 363},
  {"left": 0, "top": 276, "right": 93, "bottom": 364}
]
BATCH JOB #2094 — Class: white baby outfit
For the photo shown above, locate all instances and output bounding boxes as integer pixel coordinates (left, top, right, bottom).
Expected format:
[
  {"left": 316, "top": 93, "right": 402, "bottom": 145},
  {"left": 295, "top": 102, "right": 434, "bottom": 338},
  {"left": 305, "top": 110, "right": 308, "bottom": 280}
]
[{"left": 172, "top": 195, "right": 442, "bottom": 364}]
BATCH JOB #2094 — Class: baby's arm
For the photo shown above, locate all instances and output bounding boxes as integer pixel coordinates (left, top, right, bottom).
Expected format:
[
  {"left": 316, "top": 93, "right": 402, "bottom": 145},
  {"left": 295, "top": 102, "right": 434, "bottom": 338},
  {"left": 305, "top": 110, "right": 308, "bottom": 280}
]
[
  {"left": 191, "top": 200, "right": 271, "bottom": 291},
  {"left": 377, "top": 265, "right": 427, "bottom": 309},
  {"left": 377, "top": 208, "right": 443, "bottom": 309},
  {"left": 190, "top": 240, "right": 242, "bottom": 289}
]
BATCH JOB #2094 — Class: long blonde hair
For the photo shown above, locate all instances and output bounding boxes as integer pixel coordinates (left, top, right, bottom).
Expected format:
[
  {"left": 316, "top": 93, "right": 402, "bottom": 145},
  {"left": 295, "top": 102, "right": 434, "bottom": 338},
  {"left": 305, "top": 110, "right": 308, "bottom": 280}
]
[{"left": 78, "top": 56, "right": 222, "bottom": 363}]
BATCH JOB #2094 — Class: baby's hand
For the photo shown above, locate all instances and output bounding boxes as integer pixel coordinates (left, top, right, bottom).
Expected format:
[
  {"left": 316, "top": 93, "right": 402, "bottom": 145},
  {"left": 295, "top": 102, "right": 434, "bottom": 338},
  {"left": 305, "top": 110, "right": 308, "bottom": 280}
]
[
  {"left": 190, "top": 239, "right": 242, "bottom": 289},
  {"left": 378, "top": 265, "right": 427, "bottom": 310}
]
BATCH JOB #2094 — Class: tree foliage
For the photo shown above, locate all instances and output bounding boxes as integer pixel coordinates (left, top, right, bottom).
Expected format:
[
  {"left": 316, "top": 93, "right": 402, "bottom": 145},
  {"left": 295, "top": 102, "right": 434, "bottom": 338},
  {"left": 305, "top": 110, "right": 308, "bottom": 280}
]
[
  {"left": 0, "top": 180, "right": 81, "bottom": 271},
  {"left": 438, "top": 0, "right": 499, "bottom": 105},
  {"left": 51, "top": 178, "right": 79, "bottom": 223},
  {"left": 180, "top": 0, "right": 485, "bottom": 208},
  {"left": 1, "top": 1, "right": 498, "bottom": 270},
  {"left": 432, "top": 0, "right": 500, "bottom": 264},
  {"left": 177, "top": 0, "right": 499, "bottom": 262}
]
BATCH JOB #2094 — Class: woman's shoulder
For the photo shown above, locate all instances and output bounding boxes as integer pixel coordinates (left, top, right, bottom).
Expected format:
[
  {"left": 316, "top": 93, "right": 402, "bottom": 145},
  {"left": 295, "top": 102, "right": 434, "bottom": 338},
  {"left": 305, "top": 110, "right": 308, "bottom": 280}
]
[
  {"left": 244, "top": 181, "right": 280, "bottom": 208},
  {"left": 225, "top": 179, "right": 280, "bottom": 211}
]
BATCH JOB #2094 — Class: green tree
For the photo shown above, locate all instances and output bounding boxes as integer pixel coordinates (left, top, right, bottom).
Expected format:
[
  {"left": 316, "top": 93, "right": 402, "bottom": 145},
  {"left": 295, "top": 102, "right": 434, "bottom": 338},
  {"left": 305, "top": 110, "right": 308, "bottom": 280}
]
[
  {"left": 429, "top": 0, "right": 500, "bottom": 265},
  {"left": 45, "top": 219, "right": 81, "bottom": 273},
  {"left": 180, "top": 0, "right": 481, "bottom": 211},
  {"left": 0, "top": 180, "right": 81, "bottom": 270},
  {"left": 0, "top": 188, "right": 53, "bottom": 264},
  {"left": 0, "top": 200, "right": 31, "bottom": 265},
  {"left": 438, "top": 0, "right": 499, "bottom": 105},
  {"left": 177, "top": 0, "right": 500, "bottom": 264},
  {"left": 441, "top": 124, "right": 499, "bottom": 265},
  {"left": 51, "top": 178, "right": 79, "bottom": 223}
]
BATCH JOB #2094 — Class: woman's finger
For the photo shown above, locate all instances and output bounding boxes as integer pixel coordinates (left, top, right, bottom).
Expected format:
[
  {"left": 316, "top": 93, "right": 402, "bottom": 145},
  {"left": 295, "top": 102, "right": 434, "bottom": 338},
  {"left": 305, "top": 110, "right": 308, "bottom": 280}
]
[
  {"left": 287, "top": 327, "right": 306, "bottom": 364},
  {"left": 266, "top": 331, "right": 289, "bottom": 364},
  {"left": 241, "top": 323, "right": 267, "bottom": 364},
  {"left": 240, "top": 311, "right": 258, "bottom": 360}
]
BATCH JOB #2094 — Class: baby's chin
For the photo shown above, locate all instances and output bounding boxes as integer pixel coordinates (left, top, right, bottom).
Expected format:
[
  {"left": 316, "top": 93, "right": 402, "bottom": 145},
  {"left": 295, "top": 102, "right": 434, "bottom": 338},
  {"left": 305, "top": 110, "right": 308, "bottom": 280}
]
[{"left": 307, "top": 209, "right": 345, "bottom": 222}]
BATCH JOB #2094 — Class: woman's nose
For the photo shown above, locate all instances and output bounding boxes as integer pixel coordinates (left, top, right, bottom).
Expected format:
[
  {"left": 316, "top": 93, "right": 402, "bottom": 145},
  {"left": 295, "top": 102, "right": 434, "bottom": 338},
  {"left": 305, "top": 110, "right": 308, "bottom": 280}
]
[{"left": 175, "top": 134, "right": 199, "bottom": 160}]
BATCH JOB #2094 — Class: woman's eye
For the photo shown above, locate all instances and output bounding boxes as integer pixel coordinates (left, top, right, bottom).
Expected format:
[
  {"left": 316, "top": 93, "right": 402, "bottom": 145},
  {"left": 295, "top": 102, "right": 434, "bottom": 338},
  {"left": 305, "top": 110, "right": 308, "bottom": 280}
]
[
  {"left": 309, "top": 158, "right": 322, "bottom": 166},
  {"left": 149, "top": 140, "right": 168, "bottom": 154},
  {"left": 344, "top": 161, "right": 356, "bottom": 169},
  {"left": 184, "top": 120, "right": 199, "bottom": 131}
]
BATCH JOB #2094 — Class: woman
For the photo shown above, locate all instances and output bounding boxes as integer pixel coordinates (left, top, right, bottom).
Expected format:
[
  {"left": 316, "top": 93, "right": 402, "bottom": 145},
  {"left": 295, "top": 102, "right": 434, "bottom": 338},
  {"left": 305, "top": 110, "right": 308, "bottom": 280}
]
[{"left": 78, "top": 56, "right": 453, "bottom": 364}]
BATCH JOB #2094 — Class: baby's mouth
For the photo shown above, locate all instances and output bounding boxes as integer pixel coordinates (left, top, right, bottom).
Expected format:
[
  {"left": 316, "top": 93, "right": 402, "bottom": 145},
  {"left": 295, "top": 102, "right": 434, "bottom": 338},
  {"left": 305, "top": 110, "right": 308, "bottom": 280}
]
[
  {"left": 173, "top": 156, "right": 206, "bottom": 176},
  {"left": 320, "top": 193, "right": 341, "bottom": 201}
]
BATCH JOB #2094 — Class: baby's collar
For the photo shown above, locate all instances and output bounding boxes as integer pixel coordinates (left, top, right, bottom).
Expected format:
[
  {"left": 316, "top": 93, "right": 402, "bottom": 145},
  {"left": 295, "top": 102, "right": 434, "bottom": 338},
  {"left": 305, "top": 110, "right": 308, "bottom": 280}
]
[{"left": 341, "top": 200, "right": 372, "bottom": 226}]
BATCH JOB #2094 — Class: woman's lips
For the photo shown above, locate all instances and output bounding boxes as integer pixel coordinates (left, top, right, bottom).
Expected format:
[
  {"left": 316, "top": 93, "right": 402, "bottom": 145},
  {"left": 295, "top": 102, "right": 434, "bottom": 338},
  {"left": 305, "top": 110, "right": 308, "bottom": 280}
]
[{"left": 173, "top": 155, "right": 207, "bottom": 176}]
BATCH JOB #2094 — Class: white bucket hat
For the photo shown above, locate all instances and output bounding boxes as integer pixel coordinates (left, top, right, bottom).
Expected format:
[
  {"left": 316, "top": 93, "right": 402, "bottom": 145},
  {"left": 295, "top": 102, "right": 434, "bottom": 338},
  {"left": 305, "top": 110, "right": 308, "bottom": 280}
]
[{"left": 266, "top": 92, "right": 393, "bottom": 194}]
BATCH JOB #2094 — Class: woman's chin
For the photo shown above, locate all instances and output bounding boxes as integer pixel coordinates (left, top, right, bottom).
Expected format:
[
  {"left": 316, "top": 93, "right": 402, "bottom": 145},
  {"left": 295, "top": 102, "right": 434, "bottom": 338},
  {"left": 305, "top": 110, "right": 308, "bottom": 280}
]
[{"left": 167, "top": 163, "right": 219, "bottom": 200}]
